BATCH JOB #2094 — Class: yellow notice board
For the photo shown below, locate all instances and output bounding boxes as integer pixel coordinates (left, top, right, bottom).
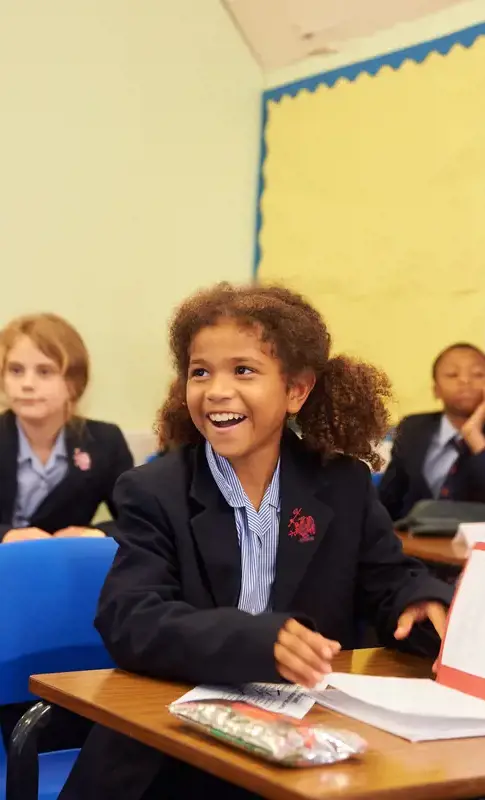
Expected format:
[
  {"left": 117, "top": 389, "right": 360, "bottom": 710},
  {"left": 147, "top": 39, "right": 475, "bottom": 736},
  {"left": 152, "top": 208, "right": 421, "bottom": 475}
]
[{"left": 258, "top": 27, "right": 485, "bottom": 418}]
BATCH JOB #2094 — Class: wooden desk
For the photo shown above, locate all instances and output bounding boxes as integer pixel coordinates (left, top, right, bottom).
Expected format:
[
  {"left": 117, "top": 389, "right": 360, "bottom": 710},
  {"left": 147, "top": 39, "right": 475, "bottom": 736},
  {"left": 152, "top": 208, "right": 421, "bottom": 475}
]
[
  {"left": 30, "top": 649, "right": 485, "bottom": 800},
  {"left": 397, "top": 532, "right": 467, "bottom": 567}
]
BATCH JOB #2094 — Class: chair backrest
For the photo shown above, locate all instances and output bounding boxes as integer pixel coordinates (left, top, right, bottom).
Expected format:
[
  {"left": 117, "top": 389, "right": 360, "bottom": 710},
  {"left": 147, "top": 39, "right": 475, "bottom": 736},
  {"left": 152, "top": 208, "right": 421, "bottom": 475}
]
[
  {"left": 0, "top": 538, "right": 117, "bottom": 706},
  {"left": 145, "top": 450, "right": 164, "bottom": 463}
]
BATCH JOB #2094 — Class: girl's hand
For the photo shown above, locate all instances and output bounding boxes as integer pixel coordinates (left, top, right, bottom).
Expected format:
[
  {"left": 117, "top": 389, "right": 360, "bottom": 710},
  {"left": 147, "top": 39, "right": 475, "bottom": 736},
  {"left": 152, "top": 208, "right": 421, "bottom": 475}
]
[
  {"left": 394, "top": 600, "right": 448, "bottom": 673},
  {"left": 274, "top": 618, "right": 341, "bottom": 688},
  {"left": 394, "top": 600, "right": 447, "bottom": 641},
  {"left": 3, "top": 527, "right": 51, "bottom": 543},
  {"left": 54, "top": 526, "right": 106, "bottom": 538}
]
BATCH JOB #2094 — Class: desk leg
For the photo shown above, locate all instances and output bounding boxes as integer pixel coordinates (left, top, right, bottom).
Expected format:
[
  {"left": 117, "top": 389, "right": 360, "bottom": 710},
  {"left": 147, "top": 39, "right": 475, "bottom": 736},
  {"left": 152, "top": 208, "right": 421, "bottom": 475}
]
[{"left": 6, "top": 701, "right": 52, "bottom": 800}]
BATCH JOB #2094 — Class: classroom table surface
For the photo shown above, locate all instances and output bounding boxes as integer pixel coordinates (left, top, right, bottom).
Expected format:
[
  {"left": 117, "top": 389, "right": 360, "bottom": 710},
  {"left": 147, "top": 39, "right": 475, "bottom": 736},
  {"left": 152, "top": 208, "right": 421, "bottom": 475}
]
[
  {"left": 397, "top": 531, "right": 467, "bottom": 567},
  {"left": 30, "top": 648, "right": 485, "bottom": 800}
]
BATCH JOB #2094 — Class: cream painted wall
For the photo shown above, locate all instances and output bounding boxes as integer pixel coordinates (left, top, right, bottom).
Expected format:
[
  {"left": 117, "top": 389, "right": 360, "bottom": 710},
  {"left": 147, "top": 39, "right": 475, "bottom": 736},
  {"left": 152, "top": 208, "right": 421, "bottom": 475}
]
[
  {"left": 265, "top": 0, "right": 485, "bottom": 87},
  {"left": 0, "top": 0, "right": 261, "bottom": 430}
]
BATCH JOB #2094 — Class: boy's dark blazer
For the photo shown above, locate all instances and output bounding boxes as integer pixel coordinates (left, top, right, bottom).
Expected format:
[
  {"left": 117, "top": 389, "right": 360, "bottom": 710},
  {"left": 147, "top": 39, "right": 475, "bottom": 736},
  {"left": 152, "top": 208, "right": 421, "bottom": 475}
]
[
  {"left": 59, "top": 430, "right": 452, "bottom": 800},
  {"left": 379, "top": 412, "right": 485, "bottom": 521},
  {"left": 0, "top": 410, "right": 133, "bottom": 539}
]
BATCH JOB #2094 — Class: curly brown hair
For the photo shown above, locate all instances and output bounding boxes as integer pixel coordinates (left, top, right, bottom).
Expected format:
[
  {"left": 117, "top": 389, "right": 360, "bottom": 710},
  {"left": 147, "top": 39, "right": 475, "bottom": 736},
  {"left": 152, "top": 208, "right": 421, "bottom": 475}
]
[{"left": 156, "top": 283, "right": 392, "bottom": 469}]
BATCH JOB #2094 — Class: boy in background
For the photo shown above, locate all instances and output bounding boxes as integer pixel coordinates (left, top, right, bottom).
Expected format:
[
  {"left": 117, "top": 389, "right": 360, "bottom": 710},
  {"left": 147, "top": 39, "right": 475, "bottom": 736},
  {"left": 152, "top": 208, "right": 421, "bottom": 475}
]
[{"left": 379, "top": 342, "right": 485, "bottom": 520}]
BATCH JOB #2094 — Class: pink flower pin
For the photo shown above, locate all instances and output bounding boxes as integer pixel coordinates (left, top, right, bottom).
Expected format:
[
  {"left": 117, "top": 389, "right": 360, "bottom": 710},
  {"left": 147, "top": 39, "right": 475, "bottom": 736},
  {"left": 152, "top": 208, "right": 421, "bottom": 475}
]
[
  {"left": 288, "top": 507, "right": 316, "bottom": 543},
  {"left": 73, "top": 448, "right": 91, "bottom": 471}
]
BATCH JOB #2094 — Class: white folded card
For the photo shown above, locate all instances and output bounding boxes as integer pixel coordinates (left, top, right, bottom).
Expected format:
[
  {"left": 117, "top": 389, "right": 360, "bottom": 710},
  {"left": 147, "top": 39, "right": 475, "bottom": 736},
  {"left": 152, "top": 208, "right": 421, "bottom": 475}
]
[
  {"left": 453, "top": 522, "right": 485, "bottom": 550},
  {"left": 313, "top": 543, "right": 485, "bottom": 741}
]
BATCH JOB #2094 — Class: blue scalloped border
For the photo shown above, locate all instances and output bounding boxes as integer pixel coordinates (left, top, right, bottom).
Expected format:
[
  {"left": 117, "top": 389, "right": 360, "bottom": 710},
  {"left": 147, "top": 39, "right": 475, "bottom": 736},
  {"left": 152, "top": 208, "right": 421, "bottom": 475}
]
[{"left": 253, "top": 20, "right": 485, "bottom": 275}]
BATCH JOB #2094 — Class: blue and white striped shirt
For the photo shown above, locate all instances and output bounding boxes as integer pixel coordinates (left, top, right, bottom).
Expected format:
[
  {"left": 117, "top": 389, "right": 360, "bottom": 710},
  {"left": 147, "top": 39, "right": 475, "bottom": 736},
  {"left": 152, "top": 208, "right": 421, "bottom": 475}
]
[
  {"left": 13, "top": 421, "right": 68, "bottom": 528},
  {"left": 205, "top": 442, "right": 280, "bottom": 615}
]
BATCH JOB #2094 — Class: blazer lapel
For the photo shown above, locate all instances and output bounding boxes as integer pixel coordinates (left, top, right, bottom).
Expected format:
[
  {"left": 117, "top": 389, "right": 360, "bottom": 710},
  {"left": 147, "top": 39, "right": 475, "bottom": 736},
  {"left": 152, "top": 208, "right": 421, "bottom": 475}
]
[
  {"left": 0, "top": 411, "right": 20, "bottom": 525},
  {"left": 271, "top": 434, "right": 334, "bottom": 611},
  {"left": 408, "top": 413, "right": 441, "bottom": 497},
  {"left": 32, "top": 422, "right": 93, "bottom": 526},
  {"left": 189, "top": 445, "right": 242, "bottom": 608}
]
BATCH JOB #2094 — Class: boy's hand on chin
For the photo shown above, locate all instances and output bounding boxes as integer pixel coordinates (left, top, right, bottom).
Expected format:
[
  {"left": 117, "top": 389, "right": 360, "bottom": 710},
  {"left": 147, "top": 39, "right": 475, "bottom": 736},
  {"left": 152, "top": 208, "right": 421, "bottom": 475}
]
[
  {"left": 461, "top": 392, "right": 485, "bottom": 454},
  {"left": 274, "top": 618, "right": 341, "bottom": 688}
]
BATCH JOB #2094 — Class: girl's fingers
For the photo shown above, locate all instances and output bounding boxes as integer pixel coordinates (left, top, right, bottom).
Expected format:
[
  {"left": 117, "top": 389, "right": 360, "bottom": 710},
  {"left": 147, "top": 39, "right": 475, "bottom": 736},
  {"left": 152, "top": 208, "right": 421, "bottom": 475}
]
[
  {"left": 274, "top": 642, "right": 328, "bottom": 687},
  {"left": 277, "top": 628, "right": 329, "bottom": 673}
]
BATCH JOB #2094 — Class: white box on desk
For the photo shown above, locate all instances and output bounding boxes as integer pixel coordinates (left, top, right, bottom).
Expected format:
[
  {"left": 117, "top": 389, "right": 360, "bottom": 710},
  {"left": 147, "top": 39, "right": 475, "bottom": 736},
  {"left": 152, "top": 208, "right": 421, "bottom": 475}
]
[{"left": 453, "top": 522, "right": 485, "bottom": 550}]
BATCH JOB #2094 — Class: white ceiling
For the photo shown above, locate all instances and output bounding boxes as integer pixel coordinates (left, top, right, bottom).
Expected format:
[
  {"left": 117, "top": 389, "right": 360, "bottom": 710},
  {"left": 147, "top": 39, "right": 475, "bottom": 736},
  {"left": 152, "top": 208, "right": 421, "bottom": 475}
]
[{"left": 222, "top": 0, "right": 468, "bottom": 70}]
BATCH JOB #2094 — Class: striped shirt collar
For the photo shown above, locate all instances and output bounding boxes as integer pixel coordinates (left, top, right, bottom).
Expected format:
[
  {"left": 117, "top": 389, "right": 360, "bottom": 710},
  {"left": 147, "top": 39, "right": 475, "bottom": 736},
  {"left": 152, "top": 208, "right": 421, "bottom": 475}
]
[{"left": 205, "top": 441, "right": 280, "bottom": 513}]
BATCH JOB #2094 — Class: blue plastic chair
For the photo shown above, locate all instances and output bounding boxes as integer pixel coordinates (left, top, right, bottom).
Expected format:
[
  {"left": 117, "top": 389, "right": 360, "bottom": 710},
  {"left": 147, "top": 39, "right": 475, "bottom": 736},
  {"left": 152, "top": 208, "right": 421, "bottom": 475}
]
[
  {"left": 145, "top": 450, "right": 164, "bottom": 463},
  {"left": 371, "top": 472, "right": 383, "bottom": 487},
  {"left": 0, "top": 538, "right": 117, "bottom": 800}
]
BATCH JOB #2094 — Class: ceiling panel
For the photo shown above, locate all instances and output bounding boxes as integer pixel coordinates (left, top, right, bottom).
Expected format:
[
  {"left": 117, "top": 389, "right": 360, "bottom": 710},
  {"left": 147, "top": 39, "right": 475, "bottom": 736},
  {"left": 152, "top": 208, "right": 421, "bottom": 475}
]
[{"left": 223, "top": 0, "right": 466, "bottom": 69}]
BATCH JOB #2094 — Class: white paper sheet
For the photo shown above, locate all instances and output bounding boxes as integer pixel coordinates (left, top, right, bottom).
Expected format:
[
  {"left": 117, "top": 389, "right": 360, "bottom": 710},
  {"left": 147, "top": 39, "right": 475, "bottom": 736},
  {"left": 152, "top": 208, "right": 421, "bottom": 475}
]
[
  {"left": 173, "top": 682, "right": 315, "bottom": 720},
  {"left": 315, "top": 687, "right": 485, "bottom": 742},
  {"left": 314, "top": 673, "right": 485, "bottom": 718},
  {"left": 310, "top": 673, "right": 485, "bottom": 741},
  {"left": 440, "top": 547, "right": 485, "bottom": 679}
]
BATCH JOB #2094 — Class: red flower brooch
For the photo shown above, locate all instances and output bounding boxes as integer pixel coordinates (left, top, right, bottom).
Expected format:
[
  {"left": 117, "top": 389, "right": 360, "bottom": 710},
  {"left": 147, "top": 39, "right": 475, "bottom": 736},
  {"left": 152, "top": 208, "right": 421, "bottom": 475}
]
[{"left": 288, "top": 508, "right": 316, "bottom": 542}]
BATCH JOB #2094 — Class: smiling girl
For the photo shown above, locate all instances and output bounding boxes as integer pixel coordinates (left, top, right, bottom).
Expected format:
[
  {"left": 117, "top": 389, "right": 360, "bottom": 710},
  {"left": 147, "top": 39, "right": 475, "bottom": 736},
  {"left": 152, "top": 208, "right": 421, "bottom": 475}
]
[{"left": 59, "top": 282, "right": 452, "bottom": 800}]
